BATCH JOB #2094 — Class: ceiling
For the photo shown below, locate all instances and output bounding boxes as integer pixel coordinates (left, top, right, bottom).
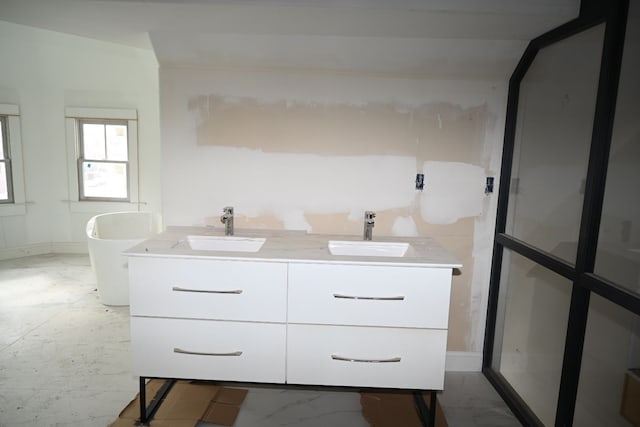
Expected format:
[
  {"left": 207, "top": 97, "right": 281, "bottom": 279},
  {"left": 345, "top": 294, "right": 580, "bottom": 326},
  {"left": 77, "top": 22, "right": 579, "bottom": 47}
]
[{"left": 0, "top": 0, "right": 581, "bottom": 76}]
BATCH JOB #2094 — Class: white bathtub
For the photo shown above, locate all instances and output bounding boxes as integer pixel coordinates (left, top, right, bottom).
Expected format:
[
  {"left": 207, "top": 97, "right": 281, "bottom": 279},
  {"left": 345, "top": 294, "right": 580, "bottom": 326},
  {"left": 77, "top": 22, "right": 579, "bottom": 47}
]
[{"left": 87, "top": 211, "right": 162, "bottom": 306}]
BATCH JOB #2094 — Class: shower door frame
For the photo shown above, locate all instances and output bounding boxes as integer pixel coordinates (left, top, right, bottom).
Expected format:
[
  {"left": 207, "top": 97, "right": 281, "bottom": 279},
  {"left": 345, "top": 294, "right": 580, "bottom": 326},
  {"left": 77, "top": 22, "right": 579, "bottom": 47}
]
[{"left": 482, "top": 0, "right": 639, "bottom": 426}]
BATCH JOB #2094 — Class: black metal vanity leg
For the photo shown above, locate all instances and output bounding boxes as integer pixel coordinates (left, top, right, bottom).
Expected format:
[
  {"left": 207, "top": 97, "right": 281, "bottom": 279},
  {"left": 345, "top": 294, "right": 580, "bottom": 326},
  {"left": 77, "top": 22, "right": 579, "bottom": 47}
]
[
  {"left": 429, "top": 391, "right": 437, "bottom": 427},
  {"left": 413, "top": 390, "right": 439, "bottom": 427},
  {"left": 137, "top": 377, "right": 177, "bottom": 426},
  {"left": 413, "top": 390, "right": 433, "bottom": 427},
  {"left": 137, "top": 377, "right": 177, "bottom": 425},
  {"left": 138, "top": 377, "right": 147, "bottom": 425}
]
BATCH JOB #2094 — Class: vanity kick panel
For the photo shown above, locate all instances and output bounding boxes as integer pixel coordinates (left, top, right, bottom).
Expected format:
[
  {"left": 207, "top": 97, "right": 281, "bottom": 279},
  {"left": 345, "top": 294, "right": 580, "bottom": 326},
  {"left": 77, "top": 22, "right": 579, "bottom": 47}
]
[
  {"left": 287, "top": 324, "right": 447, "bottom": 389},
  {"left": 129, "top": 257, "right": 287, "bottom": 322},
  {"left": 288, "top": 263, "right": 452, "bottom": 328},
  {"left": 131, "top": 317, "right": 286, "bottom": 383}
]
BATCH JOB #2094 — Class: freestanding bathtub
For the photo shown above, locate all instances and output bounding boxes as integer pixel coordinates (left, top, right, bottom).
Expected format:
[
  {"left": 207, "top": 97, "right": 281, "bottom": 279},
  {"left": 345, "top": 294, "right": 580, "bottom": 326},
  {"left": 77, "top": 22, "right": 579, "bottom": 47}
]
[{"left": 86, "top": 211, "right": 162, "bottom": 306}]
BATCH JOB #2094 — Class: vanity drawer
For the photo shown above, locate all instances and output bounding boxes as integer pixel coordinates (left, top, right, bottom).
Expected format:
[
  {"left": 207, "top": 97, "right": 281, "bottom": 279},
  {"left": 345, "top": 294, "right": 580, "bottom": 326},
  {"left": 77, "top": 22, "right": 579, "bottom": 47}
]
[
  {"left": 131, "top": 317, "right": 286, "bottom": 383},
  {"left": 286, "top": 324, "right": 447, "bottom": 389},
  {"left": 129, "top": 257, "right": 287, "bottom": 322},
  {"left": 288, "top": 263, "right": 452, "bottom": 328}
]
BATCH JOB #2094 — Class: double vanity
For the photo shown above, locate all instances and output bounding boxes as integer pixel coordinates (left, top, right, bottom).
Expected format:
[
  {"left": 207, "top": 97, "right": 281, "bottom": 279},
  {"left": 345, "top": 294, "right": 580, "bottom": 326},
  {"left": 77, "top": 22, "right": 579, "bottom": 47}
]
[{"left": 125, "top": 224, "right": 461, "bottom": 422}]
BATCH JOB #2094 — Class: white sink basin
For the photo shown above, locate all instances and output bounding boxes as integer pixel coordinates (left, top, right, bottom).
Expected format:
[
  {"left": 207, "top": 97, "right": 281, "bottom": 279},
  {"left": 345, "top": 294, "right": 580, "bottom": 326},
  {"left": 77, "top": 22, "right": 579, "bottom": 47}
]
[
  {"left": 328, "top": 240, "right": 409, "bottom": 257},
  {"left": 186, "top": 235, "right": 266, "bottom": 252}
]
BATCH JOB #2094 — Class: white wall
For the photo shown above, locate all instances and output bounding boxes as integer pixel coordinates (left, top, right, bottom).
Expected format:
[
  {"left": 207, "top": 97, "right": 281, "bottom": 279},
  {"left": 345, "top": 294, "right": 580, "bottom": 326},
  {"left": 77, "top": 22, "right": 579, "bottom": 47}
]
[
  {"left": 158, "top": 53, "right": 513, "bottom": 354},
  {"left": 0, "top": 21, "right": 161, "bottom": 258}
]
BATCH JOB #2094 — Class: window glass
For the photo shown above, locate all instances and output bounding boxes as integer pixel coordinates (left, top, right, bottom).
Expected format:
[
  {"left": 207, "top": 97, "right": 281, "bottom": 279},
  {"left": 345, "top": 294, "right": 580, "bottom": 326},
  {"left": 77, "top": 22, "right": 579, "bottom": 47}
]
[
  {"left": 0, "top": 117, "right": 10, "bottom": 202},
  {"left": 79, "top": 120, "right": 129, "bottom": 200},
  {"left": 0, "top": 162, "right": 7, "bottom": 200},
  {"left": 493, "top": 249, "right": 572, "bottom": 425},
  {"left": 81, "top": 161, "right": 128, "bottom": 199},
  {"left": 595, "top": 0, "right": 640, "bottom": 294},
  {"left": 0, "top": 106, "right": 25, "bottom": 213},
  {"left": 505, "top": 25, "right": 606, "bottom": 264},
  {"left": 82, "top": 123, "right": 106, "bottom": 160},
  {"left": 0, "top": 118, "right": 5, "bottom": 158},
  {"left": 574, "top": 294, "right": 639, "bottom": 426},
  {"left": 105, "top": 124, "right": 128, "bottom": 161}
]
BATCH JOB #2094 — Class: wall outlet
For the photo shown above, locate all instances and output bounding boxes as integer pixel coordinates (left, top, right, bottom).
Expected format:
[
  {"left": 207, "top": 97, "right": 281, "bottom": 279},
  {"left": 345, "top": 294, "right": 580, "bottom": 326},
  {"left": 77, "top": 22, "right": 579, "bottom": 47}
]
[{"left": 485, "top": 176, "right": 494, "bottom": 194}]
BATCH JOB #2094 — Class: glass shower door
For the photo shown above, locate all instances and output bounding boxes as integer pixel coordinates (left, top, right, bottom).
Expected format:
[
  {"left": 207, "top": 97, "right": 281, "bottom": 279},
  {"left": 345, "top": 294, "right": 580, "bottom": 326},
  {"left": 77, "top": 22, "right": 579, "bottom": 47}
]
[{"left": 491, "top": 24, "right": 606, "bottom": 426}]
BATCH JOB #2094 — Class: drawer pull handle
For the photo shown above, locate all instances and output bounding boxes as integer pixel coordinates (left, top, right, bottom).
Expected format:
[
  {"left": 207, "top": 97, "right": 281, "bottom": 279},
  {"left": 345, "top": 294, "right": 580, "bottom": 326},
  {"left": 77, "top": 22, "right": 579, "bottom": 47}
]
[
  {"left": 333, "top": 293, "right": 404, "bottom": 301},
  {"left": 173, "top": 347, "right": 243, "bottom": 357},
  {"left": 331, "top": 354, "right": 401, "bottom": 363},
  {"left": 172, "top": 286, "right": 243, "bottom": 294}
]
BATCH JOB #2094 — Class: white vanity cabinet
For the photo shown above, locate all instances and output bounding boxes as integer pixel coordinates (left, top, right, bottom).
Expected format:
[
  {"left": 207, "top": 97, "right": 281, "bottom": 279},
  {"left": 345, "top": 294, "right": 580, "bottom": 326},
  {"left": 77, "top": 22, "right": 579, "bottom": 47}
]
[
  {"left": 128, "top": 256, "right": 288, "bottom": 383},
  {"left": 286, "top": 263, "right": 451, "bottom": 390},
  {"left": 127, "top": 230, "right": 459, "bottom": 393}
]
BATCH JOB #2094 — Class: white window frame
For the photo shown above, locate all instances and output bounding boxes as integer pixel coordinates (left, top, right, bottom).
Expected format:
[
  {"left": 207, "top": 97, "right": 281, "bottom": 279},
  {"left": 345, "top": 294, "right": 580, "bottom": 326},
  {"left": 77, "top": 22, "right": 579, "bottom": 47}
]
[
  {"left": 0, "top": 104, "right": 26, "bottom": 217},
  {"left": 65, "top": 107, "right": 139, "bottom": 213}
]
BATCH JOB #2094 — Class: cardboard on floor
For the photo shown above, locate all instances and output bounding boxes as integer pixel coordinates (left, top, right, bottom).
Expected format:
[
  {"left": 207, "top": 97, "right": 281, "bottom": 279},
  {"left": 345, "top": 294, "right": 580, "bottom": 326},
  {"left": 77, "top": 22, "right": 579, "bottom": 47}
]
[{"left": 109, "top": 380, "right": 247, "bottom": 427}]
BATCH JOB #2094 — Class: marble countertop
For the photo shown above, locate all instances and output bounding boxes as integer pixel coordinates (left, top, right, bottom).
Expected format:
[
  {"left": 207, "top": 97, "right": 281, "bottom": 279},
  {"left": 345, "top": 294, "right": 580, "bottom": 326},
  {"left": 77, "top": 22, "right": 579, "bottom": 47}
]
[{"left": 125, "top": 226, "right": 462, "bottom": 268}]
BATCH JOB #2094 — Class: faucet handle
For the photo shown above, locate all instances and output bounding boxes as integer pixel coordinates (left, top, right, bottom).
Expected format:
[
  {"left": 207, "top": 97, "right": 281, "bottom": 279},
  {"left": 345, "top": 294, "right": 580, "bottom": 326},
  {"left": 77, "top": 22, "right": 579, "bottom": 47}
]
[
  {"left": 223, "top": 206, "right": 234, "bottom": 214},
  {"left": 365, "top": 211, "right": 376, "bottom": 220}
]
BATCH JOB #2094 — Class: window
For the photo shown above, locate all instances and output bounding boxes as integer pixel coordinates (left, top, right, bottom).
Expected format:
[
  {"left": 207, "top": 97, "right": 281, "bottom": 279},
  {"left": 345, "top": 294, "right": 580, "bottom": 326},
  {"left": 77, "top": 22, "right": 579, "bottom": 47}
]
[
  {"left": 0, "top": 115, "right": 12, "bottom": 203},
  {"left": 0, "top": 104, "right": 25, "bottom": 216},
  {"left": 65, "top": 108, "right": 138, "bottom": 210},
  {"left": 78, "top": 120, "right": 129, "bottom": 200}
]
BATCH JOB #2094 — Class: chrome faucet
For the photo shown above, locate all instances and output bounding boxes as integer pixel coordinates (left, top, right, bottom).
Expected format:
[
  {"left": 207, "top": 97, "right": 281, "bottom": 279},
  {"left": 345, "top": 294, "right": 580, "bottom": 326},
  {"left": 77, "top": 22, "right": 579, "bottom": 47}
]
[
  {"left": 363, "top": 211, "right": 375, "bottom": 241},
  {"left": 220, "top": 206, "right": 234, "bottom": 236}
]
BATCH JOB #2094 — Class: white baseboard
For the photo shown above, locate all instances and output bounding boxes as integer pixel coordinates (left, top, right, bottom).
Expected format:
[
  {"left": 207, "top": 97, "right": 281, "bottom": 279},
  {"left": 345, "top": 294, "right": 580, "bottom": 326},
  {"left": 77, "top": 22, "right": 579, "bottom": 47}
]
[
  {"left": 0, "top": 243, "right": 52, "bottom": 260},
  {"left": 51, "top": 242, "right": 88, "bottom": 254},
  {"left": 445, "top": 351, "right": 483, "bottom": 372},
  {"left": 0, "top": 242, "right": 88, "bottom": 260}
]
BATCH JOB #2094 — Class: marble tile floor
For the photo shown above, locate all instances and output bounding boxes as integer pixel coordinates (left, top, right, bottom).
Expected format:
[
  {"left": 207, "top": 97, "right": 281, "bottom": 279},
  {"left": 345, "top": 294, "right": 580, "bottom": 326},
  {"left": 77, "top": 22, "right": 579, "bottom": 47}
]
[{"left": 0, "top": 253, "right": 520, "bottom": 427}]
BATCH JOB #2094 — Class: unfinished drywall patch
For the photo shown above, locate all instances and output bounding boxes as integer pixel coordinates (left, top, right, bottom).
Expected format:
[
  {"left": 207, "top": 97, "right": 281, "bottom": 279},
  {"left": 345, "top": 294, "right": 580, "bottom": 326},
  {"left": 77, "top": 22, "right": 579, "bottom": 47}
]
[
  {"left": 189, "top": 94, "right": 419, "bottom": 155},
  {"left": 420, "top": 161, "right": 486, "bottom": 225},
  {"left": 391, "top": 216, "right": 419, "bottom": 237},
  {"left": 187, "top": 95, "right": 488, "bottom": 160},
  {"left": 277, "top": 209, "right": 312, "bottom": 232}
]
